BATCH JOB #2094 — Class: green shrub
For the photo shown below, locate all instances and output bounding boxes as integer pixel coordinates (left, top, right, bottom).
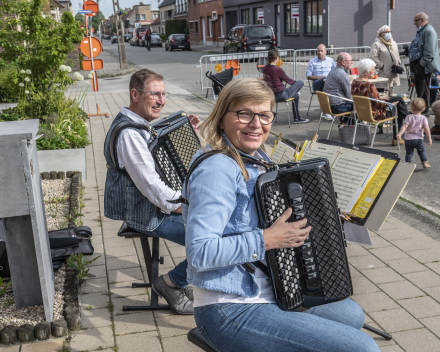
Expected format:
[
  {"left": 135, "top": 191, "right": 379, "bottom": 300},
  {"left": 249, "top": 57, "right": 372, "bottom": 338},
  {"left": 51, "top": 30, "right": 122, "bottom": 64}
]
[
  {"left": 160, "top": 34, "right": 167, "bottom": 41},
  {"left": 165, "top": 20, "right": 187, "bottom": 37},
  {"left": 0, "top": 106, "right": 20, "bottom": 122},
  {"left": 0, "top": 68, "right": 19, "bottom": 102}
]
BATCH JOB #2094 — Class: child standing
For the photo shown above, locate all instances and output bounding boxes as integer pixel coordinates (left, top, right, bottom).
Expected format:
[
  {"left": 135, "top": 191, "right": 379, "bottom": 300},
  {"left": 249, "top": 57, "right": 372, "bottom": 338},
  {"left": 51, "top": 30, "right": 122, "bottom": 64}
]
[{"left": 396, "top": 98, "right": 432, "bottom": 168}]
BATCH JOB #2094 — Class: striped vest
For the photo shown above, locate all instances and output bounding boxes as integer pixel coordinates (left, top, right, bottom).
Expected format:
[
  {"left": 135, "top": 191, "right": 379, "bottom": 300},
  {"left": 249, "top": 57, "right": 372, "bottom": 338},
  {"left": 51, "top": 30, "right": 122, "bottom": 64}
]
[{"left": 103, "top": 112, "right": 165, "bottom": 232}]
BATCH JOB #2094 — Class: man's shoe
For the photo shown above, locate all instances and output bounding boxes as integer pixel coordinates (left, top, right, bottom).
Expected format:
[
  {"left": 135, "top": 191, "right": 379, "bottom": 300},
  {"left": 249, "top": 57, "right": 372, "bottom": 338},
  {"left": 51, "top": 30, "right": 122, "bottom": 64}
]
[
  {"left": 431, "top": 126, "right": 440, "bottom": 135},
  {"left": 152, "top": 276, "right": 194, "bottom": 315},
  {"left": 294, "top": 117, "right": 309, "bottom": 124},
  {"left": 422, "top": 161, "right": 431, "bottom": 169},
  {"left": 322, "top": 113, "right": 335, "bottom": 121}
]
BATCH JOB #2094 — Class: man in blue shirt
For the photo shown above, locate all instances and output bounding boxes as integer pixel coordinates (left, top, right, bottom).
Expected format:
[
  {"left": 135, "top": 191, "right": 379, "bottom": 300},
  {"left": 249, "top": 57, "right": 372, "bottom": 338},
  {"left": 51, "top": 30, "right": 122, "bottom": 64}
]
[{"left": 307, "top": 45, "right": 336, "bottom": 92}]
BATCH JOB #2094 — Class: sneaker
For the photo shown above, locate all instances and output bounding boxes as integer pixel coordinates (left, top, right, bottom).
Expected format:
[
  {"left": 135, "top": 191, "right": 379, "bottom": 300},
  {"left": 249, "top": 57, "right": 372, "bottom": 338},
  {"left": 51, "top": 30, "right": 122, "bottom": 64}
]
[
  {"left": 152, "top": 276, "right": 194, "bottom": 315},
  {"left": 322, "top": 113, "right": 335, "bottom": 121},
  {"left": 294, "top": 117, "right": 309, "bottom": 124}
]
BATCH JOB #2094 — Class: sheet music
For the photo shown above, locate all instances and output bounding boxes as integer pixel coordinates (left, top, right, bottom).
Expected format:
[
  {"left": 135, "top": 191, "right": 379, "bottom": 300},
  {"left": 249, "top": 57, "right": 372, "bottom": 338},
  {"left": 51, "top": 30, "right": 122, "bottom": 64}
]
[
  {"left": 331, "top": 149, "right": 381, "bottom": 212},
  {"left": 301, "top": 143, "right": 341, "bottom": 166},
  {"left": 271, "top": 141, "right": 296, "bottom": 163}
]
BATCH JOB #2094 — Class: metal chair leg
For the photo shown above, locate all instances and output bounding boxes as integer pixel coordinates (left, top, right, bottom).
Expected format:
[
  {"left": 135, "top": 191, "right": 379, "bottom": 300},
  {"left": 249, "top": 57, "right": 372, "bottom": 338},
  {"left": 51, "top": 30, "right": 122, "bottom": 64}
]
[
  {"left": 352, "top": 122, "right": 358, "bottom": 145},
  {"left": 327, "top": 117, "right": 336, "bottom": 139},
  {"left": 289, "top": 100, "right": 294, "bottom": 128},
  {"left": 371, "top": 124, "right": 378, "bottom": 147},
  {"left": 275, "top": 102, "right": 278, "bottom": 123},
  {"left": 316, "top": 114, "right": 323, "bottom": 135},
  {"left": 307, "top": 94, "right": 313, "bottom": 115}
]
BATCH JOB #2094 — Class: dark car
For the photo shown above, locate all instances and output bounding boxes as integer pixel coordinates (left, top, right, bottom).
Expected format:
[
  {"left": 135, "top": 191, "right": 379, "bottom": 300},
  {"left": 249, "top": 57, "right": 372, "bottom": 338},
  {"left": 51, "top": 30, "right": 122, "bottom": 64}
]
[
  {"left": 165, "top": 34, "right": 190, "bottom": 51},
  {"left": 151, "top": 34, "right": 162, "bottom": 47},
  {"left": 124, "top": 34, "right": 132, "bottom": 42},
  {"left": 111, "top": 36, "right": 118, "bottom": 44},
  {"left": 223, "top": 25, "right": 276, "bottom": 53}
]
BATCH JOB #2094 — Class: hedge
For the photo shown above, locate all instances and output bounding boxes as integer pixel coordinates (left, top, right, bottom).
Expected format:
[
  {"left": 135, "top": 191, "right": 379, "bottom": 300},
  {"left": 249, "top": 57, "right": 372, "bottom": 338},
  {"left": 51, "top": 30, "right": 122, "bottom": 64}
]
[{"left": 165, "top": 20, "right": 188, "bottom": 37}]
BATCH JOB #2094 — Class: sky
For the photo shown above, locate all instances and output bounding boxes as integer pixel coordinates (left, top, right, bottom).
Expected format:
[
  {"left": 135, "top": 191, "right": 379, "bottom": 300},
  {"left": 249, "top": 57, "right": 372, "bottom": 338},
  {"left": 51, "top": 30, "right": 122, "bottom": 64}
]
[{"left": 72, "top": 0, "right": 159, "bottom": 19}]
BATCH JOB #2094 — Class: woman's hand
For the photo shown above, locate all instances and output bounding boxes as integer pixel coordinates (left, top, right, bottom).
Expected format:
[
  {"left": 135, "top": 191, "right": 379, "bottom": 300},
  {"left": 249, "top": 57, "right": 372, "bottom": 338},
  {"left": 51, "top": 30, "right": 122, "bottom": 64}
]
[
  {"left": 188, "top": 114, "right": 200, "bottom": 133},
  {"left": 263, "top": 208, "right": 311, "bottom": 250},
  {"left": 392, "top": 101, "right": 399, "bottom": 106},
  {"left": 381, "top": 96, "right": 390, "bottom": 101}
]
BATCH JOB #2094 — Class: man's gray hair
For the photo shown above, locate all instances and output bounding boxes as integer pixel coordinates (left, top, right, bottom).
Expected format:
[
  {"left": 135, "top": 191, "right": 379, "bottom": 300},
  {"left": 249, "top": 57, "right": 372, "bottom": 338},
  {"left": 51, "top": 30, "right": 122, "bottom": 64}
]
[
  {"left": 336, "top": 53, "right": 348, "bottom": 64},
  {"left": 358, "top": 59, "right": 376, "bottom": 76},
  {"left": 417, "top": 12, "right": 429, "bottom": 21},
  {"left": 377, "top": 25, "right": 390, "bottom": 36}
]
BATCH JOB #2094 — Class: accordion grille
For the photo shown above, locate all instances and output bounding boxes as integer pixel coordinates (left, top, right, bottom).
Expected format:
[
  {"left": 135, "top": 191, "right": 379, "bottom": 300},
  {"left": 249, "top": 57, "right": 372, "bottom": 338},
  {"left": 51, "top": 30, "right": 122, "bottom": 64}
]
[
  {"left": 300, "top": 167, "right": 352, "bottom": 300},
  {"left": 168, "top": 124, "right": 201, "bottom": 171}
]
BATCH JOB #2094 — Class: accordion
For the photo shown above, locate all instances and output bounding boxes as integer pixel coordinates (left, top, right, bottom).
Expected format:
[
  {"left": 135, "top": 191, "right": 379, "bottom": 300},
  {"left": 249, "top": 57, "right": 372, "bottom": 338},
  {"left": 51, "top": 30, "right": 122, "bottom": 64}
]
[
  {"left": 255, "top": 157, "right": 353, "bottom": 311},
  {"left": 149, "top": 111, "right": 201, "bottom": 191}
]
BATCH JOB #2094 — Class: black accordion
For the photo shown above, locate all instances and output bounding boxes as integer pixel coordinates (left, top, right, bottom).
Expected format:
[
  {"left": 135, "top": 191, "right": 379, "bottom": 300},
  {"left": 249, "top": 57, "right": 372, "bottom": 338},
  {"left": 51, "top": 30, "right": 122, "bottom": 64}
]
[
  {"left": 149, "top": 111, "right": 201, "bottom": 191},
  {"left": 255, "top": 157, "right": 353, "bottom": 311}
]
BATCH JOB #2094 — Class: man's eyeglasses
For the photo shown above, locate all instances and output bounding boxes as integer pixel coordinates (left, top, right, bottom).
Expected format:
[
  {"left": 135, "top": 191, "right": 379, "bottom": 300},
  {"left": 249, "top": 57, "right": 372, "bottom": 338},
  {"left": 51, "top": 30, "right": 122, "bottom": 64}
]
[
  {"left": 414, "top": 18, "right": 423, "bottom": 23},
  {"left": 227, "top": 110, "right": 276, "bottom": 125},
  {"left": 137, "top": 89, "right": 170, "bottom": 100}
]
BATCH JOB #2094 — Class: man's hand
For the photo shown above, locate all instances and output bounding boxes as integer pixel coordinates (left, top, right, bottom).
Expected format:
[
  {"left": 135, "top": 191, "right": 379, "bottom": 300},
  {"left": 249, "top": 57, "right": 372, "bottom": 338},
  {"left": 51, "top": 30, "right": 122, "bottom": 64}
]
[{"left": 188, "top": 114, "right": 200, "bottom": 133}]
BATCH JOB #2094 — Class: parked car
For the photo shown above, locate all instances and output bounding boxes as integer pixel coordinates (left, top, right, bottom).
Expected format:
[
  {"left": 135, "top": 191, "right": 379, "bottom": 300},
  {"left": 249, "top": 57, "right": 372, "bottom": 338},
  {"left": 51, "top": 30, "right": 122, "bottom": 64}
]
[
  {"left": 102, "top": 34, "right": 109, "bottom": 40},
  {"left": 151, "top": 34, "right": 162, "bottom": 47},
  {"left": 124, "top": 34, "right": 132, "bottom": 42},
  {"left": 111, "top": 36, "right": 118, "bottom": 44},
  {"left": 165, "top": 34, "right": 190, "bottom": 51},
  {"left": 223, "top": 24, "right": 276, "bottom": 53}
]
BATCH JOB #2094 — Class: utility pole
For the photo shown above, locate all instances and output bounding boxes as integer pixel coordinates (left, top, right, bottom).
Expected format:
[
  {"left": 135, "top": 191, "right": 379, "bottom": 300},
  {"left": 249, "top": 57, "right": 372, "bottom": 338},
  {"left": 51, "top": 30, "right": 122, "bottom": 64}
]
[{"left": 112, "top": 0, "right": 128, "bottom": 69}]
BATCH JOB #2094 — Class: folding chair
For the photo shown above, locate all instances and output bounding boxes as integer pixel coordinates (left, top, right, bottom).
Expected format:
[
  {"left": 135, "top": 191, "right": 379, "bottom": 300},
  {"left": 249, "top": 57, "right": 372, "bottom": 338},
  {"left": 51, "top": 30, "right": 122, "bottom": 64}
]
[
  {"left": 352, "top": 95, "right": 399, "bottom": 149},
  {"left": 274, "top": 97, "right": 295, "bottom": 128},
  {"left": 315, "top": 91, "right": 353, "bottom": 138},
  {"left": 306, "top": 80, "right": 317, "bottom": 115}
]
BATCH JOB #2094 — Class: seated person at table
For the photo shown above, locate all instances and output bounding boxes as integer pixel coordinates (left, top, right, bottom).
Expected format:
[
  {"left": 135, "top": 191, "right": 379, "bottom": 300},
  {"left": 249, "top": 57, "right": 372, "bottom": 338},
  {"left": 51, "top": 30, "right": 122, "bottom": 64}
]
[
  {"left": 263, "top": 49, "right": 308, "bottom": 124},
  {"left": 323, "top": 52, "right": 354, "bottom": 123},
  {"left": 307, "top": 44, "right": 336, "bottom": 92},
  {"left": 352, "top": 59, "right": 409, "bottom": 146},
  {"left": 181, "top": 77, "right": 380, "bottom": 352}
]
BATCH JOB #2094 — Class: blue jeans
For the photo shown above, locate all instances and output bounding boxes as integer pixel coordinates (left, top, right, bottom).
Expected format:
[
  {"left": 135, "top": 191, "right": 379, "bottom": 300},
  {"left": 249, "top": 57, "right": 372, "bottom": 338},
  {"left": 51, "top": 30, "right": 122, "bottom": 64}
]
[
  {"left": 140, "top": 213, "right": 188, "bottom": 289},
  {"left": 275, "top": 80, "right": 304, "bottom": 119},
  {"left": 312, "top": 77, "right": 325, "bottom": 92},
  {"left": 331, "top": 102, "right": 354, "bottom": 124},
  {"left": 194, "top": 299, "right": 379, "bottom": 352},
  {"left": 405, "top": 139, "right": 427, "bottom": 163}
]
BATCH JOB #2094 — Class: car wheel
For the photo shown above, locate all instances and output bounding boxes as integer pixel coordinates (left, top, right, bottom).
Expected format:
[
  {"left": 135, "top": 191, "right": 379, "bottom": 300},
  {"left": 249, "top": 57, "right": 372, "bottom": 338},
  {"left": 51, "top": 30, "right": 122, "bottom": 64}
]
[
  {"left": 223, "top": 47, "right": 227, "bottom": 54},
  {"left": 165, "top": 45, "right": 168, "bottom": 51},
  {"left": 170, "top": 46, "right": 173, "bottom": 51}
]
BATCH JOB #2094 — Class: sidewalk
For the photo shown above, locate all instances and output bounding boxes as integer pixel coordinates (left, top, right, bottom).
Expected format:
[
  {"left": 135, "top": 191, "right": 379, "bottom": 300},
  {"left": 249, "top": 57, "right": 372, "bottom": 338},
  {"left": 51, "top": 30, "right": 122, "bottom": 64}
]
[{"left": 2, "top": 74, "right": 440, "bottom": 351}]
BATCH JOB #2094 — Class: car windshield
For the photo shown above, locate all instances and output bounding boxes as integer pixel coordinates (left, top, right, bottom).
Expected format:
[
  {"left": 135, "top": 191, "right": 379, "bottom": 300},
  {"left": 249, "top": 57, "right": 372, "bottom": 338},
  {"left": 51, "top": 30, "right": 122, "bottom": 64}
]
[
  {"left": 174, "top": 35, "right": 186, "bottom": 40},
  {"left": 152, "top": 35, "right": 161, "bottom": 39},
  {"left": 246, "top": 26, "right": 272, "bottom": 39}
]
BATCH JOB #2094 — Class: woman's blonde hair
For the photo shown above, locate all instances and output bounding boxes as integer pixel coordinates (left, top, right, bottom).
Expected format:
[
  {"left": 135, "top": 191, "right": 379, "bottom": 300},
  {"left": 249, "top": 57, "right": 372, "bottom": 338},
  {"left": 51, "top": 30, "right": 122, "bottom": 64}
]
[
  {"left": 199, "top": 78, "right": 275, "bottom": 181},
  {"left": 377, "top": 25, "right": 391, "bottom": 36}
]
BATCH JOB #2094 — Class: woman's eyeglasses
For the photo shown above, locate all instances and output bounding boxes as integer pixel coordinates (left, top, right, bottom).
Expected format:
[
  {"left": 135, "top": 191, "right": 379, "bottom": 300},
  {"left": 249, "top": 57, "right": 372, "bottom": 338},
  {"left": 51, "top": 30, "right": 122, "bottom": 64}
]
[{"left": 227, "top": 110, "right": 276, "bottom": 125}]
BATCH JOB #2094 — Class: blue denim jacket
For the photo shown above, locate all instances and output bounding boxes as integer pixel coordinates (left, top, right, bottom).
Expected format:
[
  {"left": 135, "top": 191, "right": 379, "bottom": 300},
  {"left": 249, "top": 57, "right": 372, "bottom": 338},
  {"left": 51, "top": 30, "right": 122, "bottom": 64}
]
[{"left": 182, "top": 141, "right": 271, "bottom": 298}]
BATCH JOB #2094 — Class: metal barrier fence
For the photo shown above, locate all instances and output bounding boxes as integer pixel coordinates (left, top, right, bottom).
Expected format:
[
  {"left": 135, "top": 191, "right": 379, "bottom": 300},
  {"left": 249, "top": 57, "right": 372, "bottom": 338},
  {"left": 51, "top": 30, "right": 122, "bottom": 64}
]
[{"left": 198, "top": 49, "right": 295, "bottom": 97}]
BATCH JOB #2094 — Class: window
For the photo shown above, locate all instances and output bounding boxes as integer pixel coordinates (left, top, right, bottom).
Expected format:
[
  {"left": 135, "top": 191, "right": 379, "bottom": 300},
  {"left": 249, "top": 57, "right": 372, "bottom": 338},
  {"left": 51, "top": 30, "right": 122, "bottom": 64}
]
[
  {"left": 219, "top": 14, "right": 224, "bottom": 37},
  {"left": 305, "top": 0, "right": 322, "bottom": 34},
  {"left": 189, "top": 21, "right": 194, "bottom": 31},
  {"left": 241, "top": 9, "right": 250, "bottom": 25},
  {"left": 140, "top": 14, "right": 145, "bottom": 20},
  {"left": 253, "top": 8, "right": 264, "bottom": 24},
  {"left": 195, "top": 20, "right": 198, "bottom": 34},
  {"left": 208, "top": 16, "right": 212, "bottom": 36},
  {"left": 285, "top": 3, "right": 299, "bottom": 34},
  {"left": 136, "top": 15, "right": 140, "bottom": 20}
]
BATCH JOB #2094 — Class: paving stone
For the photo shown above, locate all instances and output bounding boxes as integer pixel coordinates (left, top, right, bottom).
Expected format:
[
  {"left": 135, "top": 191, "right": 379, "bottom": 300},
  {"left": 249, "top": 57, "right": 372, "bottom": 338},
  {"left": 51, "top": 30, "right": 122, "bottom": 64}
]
[
  {"left": 408, "top": 249, "right": 440, "bottom": 264},
  {"left": 81, "top": 277, "right": 108, "bottom": 293},
  {"left": 426, "top": 261, "right": 440, "bottom": 275},
  {"left": 21, "top": 339, "right": 64, "bottom": 352},
  {"left": 70, "top": 326, "right": 115, "bottom": 351},
  {"left": 114, "top": 311, "right": 156, "bottom": 335},
  {"left": 80, "top": 307, "right": 112, "bottom": 328},
  {"left": 369, "top": 247, "right": 409, "bottom": 262},
  {"left": 346, "top": 243, "right": 370, "bottom": 257},
  {"left": 88, "top": 264, "right": 107, "bottom": 279},
  {"left": 106, "top": 244, "right": 138, "bottom": 258},
  {"left": 352, "top": 276, "right": 381, "bottom": 295},
  {"left": 386, "top": 257, "right": 429, "bottom": 274},
  {"left": 161, "top": 334, "right": 202, "bottom": 352},
  {"left": 361, "top": 267, "right": 404, "bottom": 285},
  {"left": 348, "top": 255, "right": 387, "bottom": 271},
  {"left": 419, "top": 316, "right": 440, "bottom": 338},
  {"left": 88, "top": 225, "right": 103, "bottom": 235},
  {"left": 108, "top": 267, "right": 144, "bottom": 283},
  {"left": 167, "top": 245, "right": 186, "bottom": 259},
  {"left": 352, "top": 292, "right": 399, "bottom": 313},
  {"left": 80, "top": 291, "right": 110, "bottom": 309},
  {"left": 378, "top": 280, "right": 425, "bottom": 300},
  {"left": 364, "top": 236, "right": 393, "bottom": 248},
  {"left": 349, "top": 265, "right": 363, "bottom": 278},
  {"left": 156, "top": 314, "right": 197, "bottom": 338},
  {"left": 403, "top": 270, "right": 440, "bottom": 289},
  {"left": 0, "top": 346, "right": 20, "bottom": 352},
  {"left": 425, "top": 286, "right": 440, "bottom": 301},
  {"left": 378, "top": 345, "right": 405, "bottom": 352},
  {"left": 376, "top": 227, "right": 416, "bottom": 241},
  {"left": 112, "top": 295, "right": 150, "bottom": 314},
  {"left": 369, "top": 308, "right": 423, "bottom": 333},
  {"left": 392, "top": 328, "right": 440, "bottom": 352},
  {"left": 116, "top": 331, "right": 161, "bottom": 352},
  {"left": 398, "top": 296, "right": 440, "bottom": 319},
  {"left": 110, "top": 282, "right": 148, "bottom": 298},
  {"left": 107, "top": 256, "right": 141, "bottom": 271},
  {"left": 164, "top": 239, "right": 183, "bottom": 248},
  {"left": 106, "top": 236, "right": 134, "bottom": 248},
  {"left": 391, "top": 237, "right": 437, "bottom": 252},
  {"left": 361, "top": 322, "right": 396, "bottom": 348}
]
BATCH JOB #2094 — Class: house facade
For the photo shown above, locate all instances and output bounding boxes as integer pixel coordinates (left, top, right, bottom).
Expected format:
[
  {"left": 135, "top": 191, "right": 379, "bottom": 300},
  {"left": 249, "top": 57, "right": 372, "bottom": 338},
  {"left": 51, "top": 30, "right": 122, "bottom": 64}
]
[
  {"left": 151, "top": 16, "right": 161, "bottom": 33},
  {"left": 188, "top": 0, "right": 225, "bottom": 46},
  {"left": 159, "top": 0, "right": 175, "bottom": 35},
  {"left": 134, "top": 2, "right": 155, "bottom": 27},
  {"left": 122, "top": 8, "right": 136, "bottom": 34},
  {"left": 174, "top": 0, "right": 187, "bottom": 22},
  {"left": 222, "top": 0, "right": 440, "bottom": 50},
  {"left": 57, "top": 0, "right": 73, "bottom": 14}
]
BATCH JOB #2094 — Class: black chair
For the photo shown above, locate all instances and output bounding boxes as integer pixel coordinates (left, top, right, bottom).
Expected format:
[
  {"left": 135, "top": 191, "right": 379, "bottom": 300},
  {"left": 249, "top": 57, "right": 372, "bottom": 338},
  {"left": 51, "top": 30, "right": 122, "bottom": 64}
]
[
  {"left": 187, "top": 328, "right": 216, "bottom": 352},
  {"left": 117, "top": 222, "right": 171, "bottom": 312}
]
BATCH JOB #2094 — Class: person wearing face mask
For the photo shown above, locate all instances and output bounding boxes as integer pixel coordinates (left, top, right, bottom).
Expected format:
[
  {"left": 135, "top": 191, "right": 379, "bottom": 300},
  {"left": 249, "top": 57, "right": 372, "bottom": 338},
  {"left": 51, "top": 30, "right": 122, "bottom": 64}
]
[
  {"left": 409, "top": 12, "right": 440, "bottom": 115},
  {"left": 369, "top": 25, "right": 401, "bottom": 97}
]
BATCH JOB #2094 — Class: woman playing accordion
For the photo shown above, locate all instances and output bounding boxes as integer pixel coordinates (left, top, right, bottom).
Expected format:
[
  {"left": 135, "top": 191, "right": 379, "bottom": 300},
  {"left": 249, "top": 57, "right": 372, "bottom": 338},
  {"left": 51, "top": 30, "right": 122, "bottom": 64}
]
[{"left": 181, "top": 78, "right": 380, "bottom": 352}]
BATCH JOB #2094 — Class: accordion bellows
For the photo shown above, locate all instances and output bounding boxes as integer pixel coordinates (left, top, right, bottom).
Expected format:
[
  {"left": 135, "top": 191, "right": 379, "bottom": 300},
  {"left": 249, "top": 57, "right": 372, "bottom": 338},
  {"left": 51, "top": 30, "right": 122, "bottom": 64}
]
[{"left": 256, "top": 157, "right": 353, "bottom": 310}]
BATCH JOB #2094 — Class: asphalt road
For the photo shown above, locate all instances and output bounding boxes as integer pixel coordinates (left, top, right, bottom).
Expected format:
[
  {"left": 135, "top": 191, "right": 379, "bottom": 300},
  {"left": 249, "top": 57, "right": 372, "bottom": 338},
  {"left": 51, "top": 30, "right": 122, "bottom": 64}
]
[{"left": 103, "top": 40, "right": 440, "bottom": 238}]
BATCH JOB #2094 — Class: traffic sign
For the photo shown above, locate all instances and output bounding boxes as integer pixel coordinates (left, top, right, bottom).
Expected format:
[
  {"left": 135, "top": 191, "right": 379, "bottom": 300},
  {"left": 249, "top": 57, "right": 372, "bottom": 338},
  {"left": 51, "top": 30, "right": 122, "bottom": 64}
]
[
  {"left": 82, "top": 59, "right": 104, "bottom": 70},
  {"left": 83, "top": 0, "right": 98, "bottom": 17},
  {"left": 80, "top": 37, "right": 103, "bottom": 58},
  {"left": 78, "top": 10, "right": 92, "bottom": 14}
]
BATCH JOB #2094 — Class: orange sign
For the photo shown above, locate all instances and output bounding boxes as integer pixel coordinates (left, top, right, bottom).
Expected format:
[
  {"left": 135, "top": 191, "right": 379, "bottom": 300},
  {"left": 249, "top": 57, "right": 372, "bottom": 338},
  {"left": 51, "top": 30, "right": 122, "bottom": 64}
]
[
  {"left": 215, "top": 63, "right": 222, "bottom": 73},
  {"left": 83, "top": 0, "right": 99, "bottom": 17},
  {"left": 82, "top": 59, "right": 104, "bottom": 70},
  {"left": 80, "top": 37, "right": 102, "bottom": 58},
  {"left": 225, "top": 60, "right": 241, "bottom": 76}
]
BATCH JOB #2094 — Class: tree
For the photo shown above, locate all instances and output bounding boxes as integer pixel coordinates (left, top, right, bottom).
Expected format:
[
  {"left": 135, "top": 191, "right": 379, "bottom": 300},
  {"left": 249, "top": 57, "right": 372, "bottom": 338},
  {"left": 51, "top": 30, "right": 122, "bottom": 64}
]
[
  {"left": 91, "top": 11, "right": 105, "bottom": 32},
  {"left": 75, "top": 13, "right": 85, "bottom": 25},
  {"left": 0, "top": 0, "right": 85, "bottom": 93}
]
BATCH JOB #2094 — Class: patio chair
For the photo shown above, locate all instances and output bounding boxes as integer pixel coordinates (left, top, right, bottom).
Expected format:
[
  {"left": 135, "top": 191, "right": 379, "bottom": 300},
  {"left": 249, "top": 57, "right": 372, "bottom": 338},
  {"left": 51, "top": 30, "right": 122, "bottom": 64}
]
[
  {"left": 274, "top": 97, "right": 295, "bottom": 128},
  {"left": 315, "top": 91, "right": 353, "bottom": 138},
  {"left": 352, "top": 95, "right": 399, "bottom": 149},
  {"left": 306, "top": 80, "right": 317, "bottom": 115}
]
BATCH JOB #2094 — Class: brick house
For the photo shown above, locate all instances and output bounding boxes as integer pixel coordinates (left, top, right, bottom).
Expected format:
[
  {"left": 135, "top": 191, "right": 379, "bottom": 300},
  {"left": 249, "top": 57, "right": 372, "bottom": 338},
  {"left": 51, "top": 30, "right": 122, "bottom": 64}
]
[
  {"left": 174, "top": 0, "right": 187, "bottom": 22},
  {"left": 188, "top": 0, "right": 225, "bottom": 46}
]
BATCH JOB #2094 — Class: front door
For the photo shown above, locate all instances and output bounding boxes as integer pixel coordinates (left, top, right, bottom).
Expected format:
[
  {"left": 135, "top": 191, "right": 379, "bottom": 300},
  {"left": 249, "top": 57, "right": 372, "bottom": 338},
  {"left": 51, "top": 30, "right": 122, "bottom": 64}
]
[
  {"left": 275, "top": 5, "right": 281, "bottom": 48},
  {"left": 202, "top": 17, "right": 206, "bottom": 45}
]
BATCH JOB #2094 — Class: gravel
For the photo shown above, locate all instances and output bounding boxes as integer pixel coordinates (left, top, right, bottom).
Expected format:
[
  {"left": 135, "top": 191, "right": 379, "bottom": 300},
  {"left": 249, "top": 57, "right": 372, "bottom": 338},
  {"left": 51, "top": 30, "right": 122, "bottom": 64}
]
[{"left": 42, "top": 179, "right": 71, "bottom": 231}]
